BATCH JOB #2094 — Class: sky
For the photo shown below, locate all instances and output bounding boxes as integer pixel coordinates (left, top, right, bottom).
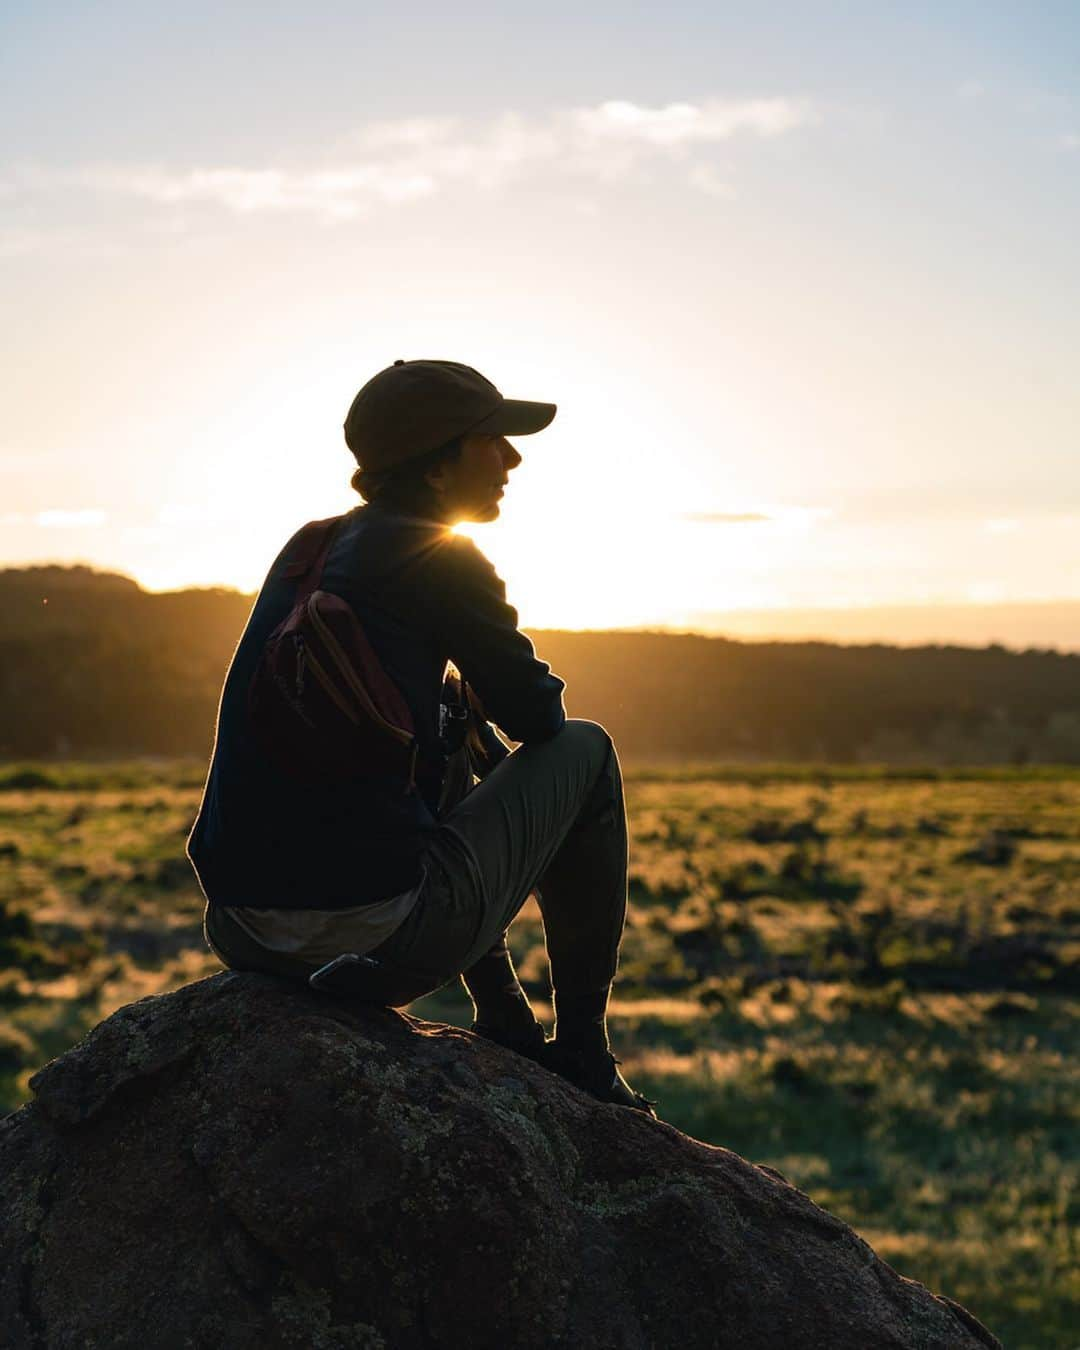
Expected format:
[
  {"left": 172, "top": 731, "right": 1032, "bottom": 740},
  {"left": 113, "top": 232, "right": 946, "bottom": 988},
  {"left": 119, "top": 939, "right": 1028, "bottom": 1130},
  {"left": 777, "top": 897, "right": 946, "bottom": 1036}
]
[{"left": 3, "top": 2, "right": 1079, "bottom": 643}]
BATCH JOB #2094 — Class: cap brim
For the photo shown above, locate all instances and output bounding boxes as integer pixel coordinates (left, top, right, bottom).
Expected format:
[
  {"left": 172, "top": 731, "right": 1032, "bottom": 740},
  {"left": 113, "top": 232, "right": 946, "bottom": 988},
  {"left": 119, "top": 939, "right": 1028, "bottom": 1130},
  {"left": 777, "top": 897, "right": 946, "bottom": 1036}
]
[{"left": 468, "top": 398, "right": 557, "bottom": 438}]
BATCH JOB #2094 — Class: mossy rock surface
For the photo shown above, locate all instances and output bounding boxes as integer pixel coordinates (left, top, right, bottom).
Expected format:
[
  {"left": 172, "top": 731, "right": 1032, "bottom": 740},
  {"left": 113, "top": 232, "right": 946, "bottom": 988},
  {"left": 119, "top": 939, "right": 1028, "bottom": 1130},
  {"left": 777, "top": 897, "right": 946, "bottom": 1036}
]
[{"left": 0, "top": 972, "right": 1000, "bottom": 1350}]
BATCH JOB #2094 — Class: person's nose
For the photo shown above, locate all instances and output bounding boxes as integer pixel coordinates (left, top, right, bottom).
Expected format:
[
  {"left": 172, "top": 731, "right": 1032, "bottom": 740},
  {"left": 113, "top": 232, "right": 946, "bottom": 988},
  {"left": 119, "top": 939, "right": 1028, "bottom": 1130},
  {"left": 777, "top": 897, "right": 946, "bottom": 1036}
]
[{"left": 501, "top": 439, "right": 522, "bottom": 471}]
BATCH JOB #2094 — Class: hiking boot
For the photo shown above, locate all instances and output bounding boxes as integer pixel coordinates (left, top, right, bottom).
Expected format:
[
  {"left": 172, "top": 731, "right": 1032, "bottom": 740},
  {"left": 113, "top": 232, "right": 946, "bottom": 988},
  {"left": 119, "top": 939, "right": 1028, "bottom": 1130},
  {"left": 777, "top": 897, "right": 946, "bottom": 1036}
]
[
  {"left": 470, "top": 1018, "right": 549, "bottom": 1065},
  {"left": 540, "top": 1042, "right": 659, "bottom": 1118}
]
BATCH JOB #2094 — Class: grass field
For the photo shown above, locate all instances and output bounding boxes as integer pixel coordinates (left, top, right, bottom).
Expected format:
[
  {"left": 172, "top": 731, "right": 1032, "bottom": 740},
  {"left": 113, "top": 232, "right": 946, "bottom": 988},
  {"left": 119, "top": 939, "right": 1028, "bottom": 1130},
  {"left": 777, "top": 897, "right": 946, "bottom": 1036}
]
[{"left": 1, "top": 759, "right": 1077, "bottom": 1347}]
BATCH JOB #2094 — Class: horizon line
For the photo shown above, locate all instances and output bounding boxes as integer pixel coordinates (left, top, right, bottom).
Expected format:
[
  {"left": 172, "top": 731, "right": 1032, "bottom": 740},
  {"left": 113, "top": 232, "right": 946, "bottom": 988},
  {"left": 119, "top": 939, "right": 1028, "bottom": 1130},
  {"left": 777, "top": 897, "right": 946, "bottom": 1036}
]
[{"left": 5, "top": 560, "right": 1080, "bottom": 655}]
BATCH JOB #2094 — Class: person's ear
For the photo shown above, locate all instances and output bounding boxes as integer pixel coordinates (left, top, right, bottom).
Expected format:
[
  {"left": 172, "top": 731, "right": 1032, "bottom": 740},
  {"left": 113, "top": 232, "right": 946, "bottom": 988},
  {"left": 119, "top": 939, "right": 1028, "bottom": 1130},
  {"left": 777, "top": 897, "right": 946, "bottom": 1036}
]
[{"left": 424, "top": 461, "right": 451, "bottom": 497}]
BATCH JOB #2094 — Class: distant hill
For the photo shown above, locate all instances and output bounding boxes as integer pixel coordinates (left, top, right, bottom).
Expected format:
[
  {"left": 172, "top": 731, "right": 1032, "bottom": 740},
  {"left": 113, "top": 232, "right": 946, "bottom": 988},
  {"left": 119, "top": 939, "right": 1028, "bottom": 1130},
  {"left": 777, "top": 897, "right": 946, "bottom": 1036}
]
[{"left": 3, "top": 565, "right": 1080, "bottom": 763}]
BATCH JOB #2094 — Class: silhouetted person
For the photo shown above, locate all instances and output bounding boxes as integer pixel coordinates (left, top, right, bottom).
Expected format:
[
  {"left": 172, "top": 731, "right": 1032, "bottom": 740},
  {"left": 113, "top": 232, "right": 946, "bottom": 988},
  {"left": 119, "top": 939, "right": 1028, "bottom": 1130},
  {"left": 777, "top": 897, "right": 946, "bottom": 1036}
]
[{"left": 188, "top": 359, "right": 656, "bottom": 1115}]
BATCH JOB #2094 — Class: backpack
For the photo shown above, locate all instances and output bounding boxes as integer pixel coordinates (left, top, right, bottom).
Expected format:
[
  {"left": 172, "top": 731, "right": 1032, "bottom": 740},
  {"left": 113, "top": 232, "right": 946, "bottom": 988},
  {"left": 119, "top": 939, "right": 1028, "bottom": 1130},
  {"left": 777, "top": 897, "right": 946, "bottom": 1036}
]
[{"left": 247, "top": 515, "right": 420, "bottom": 788}]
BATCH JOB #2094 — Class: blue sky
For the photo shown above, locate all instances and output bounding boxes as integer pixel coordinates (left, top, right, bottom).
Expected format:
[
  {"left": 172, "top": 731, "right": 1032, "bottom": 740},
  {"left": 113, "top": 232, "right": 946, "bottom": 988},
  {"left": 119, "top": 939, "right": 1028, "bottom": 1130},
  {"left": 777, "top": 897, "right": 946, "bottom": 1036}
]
[{"left": 2, "top": 3, "right": 1079, "bottom": 640}]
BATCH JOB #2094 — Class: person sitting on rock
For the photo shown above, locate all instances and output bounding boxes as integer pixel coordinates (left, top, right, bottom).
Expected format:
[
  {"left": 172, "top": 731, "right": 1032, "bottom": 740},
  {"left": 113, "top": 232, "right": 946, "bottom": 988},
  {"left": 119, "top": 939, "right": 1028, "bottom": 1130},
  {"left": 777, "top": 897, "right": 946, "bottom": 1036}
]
[{"left": 187, "top": 358, "right": 657, "bottom": 1117}]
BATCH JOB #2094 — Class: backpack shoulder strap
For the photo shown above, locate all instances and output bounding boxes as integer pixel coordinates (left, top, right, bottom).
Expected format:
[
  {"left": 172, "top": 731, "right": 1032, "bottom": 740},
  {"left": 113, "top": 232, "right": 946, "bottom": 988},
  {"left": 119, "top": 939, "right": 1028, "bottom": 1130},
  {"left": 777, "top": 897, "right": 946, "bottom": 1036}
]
[{"left": 281, "top": 516, "right": 344, "bottom": 599}]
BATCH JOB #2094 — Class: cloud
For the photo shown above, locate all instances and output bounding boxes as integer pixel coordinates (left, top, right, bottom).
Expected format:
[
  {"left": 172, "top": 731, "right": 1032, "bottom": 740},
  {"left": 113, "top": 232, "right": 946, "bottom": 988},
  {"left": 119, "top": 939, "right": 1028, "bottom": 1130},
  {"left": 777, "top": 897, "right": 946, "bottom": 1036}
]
[
  {"left": 15, "top": 96, "right": 817, "bottom": 224},
  {"left": 157, "top": 503, "right": 242, "bottom": 526},
  {"left": 573, "top": 97, "right": 813, "bottom": 147},
  {"left": 35, "top": 509, "right": 107, "bottom": 528},
  {"left": 679, "top": 505, "right": 833, "bottom": 528},
  {"left": 349, "top": 116, "right": 460, "bottom": 152},
  {"left": 83, "top": 165, "right": 438, "bottom": 220},
  {"left": 680, "top": 511, "right": 771, "bottom": 523}
]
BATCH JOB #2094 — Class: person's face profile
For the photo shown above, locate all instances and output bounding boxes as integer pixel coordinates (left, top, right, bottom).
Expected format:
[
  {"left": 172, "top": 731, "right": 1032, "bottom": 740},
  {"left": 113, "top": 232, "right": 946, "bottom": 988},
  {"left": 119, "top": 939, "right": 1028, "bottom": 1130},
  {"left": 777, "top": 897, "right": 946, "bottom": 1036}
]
[{"left": 427, "top": 433, "right": 522, "bottom": 523}]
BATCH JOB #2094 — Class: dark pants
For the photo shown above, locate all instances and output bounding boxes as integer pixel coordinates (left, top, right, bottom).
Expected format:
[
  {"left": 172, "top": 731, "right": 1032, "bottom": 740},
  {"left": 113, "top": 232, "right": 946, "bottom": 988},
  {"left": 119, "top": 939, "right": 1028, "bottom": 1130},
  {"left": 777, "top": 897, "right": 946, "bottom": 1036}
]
[{"left": 205, "top": 718, "right": 629, "bottom": 1008}]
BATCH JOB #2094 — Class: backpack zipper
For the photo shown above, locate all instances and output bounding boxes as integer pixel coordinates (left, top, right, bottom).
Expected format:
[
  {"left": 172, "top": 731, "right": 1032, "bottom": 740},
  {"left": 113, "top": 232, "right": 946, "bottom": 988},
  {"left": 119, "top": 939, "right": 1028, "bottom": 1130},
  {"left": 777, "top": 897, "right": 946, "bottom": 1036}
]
[{"left": 294, "top": 634, "right": 307, "bottom": 697}]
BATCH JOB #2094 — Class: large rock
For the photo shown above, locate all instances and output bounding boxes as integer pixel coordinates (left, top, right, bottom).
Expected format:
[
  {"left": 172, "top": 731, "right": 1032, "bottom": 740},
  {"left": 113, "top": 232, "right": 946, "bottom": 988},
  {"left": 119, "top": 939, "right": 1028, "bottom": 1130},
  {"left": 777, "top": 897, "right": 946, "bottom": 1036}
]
[{"left": 0, "top": 973, "right": 1000, "bottom": 1350}]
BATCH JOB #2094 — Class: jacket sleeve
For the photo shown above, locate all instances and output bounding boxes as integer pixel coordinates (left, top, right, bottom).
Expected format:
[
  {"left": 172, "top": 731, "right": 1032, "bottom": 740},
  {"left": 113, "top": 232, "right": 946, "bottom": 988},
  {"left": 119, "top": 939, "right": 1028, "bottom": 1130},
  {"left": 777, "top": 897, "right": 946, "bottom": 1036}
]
[{"left": 422, "top": 534, "right": 566, "bottom": 745}]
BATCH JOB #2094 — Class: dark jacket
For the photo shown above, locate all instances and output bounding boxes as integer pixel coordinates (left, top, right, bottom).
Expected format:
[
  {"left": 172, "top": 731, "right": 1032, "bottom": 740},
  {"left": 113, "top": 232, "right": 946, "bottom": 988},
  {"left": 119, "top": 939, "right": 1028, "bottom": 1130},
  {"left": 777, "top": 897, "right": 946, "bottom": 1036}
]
[{"left": 187, "top": 498, "right": 566, "bottom": 909}]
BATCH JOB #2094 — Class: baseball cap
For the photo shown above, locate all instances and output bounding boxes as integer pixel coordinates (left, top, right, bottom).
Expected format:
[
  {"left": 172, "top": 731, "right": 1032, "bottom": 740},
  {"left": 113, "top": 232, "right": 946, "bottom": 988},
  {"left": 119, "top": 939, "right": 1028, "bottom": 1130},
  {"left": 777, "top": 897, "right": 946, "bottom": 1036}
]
[{"left": 344, "top": 359, "right": 557, "bottom": 472}]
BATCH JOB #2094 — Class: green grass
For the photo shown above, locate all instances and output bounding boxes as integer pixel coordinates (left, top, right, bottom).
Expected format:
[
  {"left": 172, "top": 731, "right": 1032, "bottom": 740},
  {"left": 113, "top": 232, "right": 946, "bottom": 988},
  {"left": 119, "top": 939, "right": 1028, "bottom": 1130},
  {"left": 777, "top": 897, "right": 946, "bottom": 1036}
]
[{"left": 2, "top": 761, "right": 1078, "bottom": 1347}]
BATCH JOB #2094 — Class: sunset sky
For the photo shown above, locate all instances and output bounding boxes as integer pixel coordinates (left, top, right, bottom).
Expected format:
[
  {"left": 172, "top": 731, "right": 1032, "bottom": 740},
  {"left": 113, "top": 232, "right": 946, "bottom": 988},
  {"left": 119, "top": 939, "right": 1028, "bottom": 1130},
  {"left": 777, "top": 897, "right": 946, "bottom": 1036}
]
[{"left": 3, "top": 3, "right": 1079, "bottom": 644}]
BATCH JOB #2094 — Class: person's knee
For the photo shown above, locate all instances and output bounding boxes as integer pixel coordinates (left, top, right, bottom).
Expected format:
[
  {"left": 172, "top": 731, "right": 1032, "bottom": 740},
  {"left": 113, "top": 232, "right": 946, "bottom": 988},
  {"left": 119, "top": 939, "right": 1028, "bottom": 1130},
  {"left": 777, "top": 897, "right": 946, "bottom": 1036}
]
[{"left": 561, "top": 718, "right": 617, "bottom": 774}]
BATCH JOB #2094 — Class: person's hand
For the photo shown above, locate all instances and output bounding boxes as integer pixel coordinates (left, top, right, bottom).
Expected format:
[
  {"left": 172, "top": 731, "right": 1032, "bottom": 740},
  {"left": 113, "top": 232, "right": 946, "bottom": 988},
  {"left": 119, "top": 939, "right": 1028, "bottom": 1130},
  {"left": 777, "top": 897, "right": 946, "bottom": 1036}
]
[
  {"left": 464, "top": 681, "right": 488, "bottom": 723},
  {"left": 464, "top": 683, "right": 510, "bottom": 778}
]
